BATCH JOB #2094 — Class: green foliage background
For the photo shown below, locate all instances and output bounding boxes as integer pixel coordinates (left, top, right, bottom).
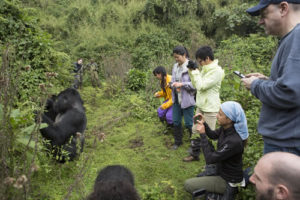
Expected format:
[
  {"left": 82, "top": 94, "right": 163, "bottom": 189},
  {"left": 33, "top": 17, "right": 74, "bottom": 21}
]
[{"left": 0, "top": 0, "right": 278, "bottom": 199}]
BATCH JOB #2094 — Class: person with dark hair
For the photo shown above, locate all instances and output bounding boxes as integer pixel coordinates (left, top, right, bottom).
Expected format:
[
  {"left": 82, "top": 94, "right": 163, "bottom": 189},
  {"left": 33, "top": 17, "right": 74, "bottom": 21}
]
[
  {"left": 73, "top": 58, "right": 84, "bottom": 89},
  {"left": 87, "top": 165, "right": 140, "bottom": 200},
  {"left": 184, "top": 101, "right": 248, "bottom": 199},
  {"left": 242, "top": 0, "right": 300, "bottom": 155},
  {"left": 153, "top": 66, "right": 173, "bottom": 133},
  {"left": 250, "top": 152, "right": 300, "bottom": 200},
  {"left": 170, "top": 46, "right": 196, "bottom": 150},
  {"left": 183, "top": 46, "right": 224, "bottom": 162}
]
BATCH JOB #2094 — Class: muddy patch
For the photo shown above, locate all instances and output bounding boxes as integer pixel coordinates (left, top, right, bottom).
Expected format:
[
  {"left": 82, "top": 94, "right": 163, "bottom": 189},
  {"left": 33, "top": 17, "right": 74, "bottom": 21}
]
[
  {"left": 128, "top": 136, "right": 144, "bottom": 148},
  {"left": 164, "top": 137, "right": 173, "bottom": 149}
]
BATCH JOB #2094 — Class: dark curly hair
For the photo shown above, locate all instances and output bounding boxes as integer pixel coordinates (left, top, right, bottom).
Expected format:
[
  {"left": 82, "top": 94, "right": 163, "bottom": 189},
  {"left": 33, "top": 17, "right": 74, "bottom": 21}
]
[{"left": 87, "top": 165, "right": 140, "bottom": 200}]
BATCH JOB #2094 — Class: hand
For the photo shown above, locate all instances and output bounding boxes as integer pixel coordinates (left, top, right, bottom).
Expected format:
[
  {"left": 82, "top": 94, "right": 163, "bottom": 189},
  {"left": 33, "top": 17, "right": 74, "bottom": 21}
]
[
  {"left": 194, "top": 113, "right": 205, "bottom": 134},
  {"left": 154, "top": 92, "right": 160, "bottom": 98},
  {"left": 196, "top": 122, "right": 205, "bottom": 134},
  {"left": 193, "top": 113, "right": 204, "bottom": 124},
  {"left": 245, "top": 73, "right": 269, "bottom": 80},
  {"left": 241, "top": 76, "right": 259, "bottom": 90},
  {"left": 172, "top": 82, "right": 183, "bottom": 88}
]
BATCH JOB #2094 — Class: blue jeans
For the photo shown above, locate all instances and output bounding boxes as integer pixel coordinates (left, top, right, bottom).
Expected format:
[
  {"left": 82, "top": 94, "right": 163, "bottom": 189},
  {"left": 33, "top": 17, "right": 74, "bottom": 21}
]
[
  {"left": 264, "top": 142, "right": 300, "bottom": 156},
  {"left": 172, "top": 103, "right": 194, "bottom": 129}
]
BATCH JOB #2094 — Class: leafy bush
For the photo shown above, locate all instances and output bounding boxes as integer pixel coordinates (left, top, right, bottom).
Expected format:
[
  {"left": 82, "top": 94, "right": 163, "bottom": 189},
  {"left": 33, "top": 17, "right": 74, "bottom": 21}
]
[
  {"left": 216, "top": 34, "right": 277, "bottom": 103},
  {"left": 142, "top": 0, "right": 199, "bottom": 25},
  {"left": 202, "top": 3, "right": 262, "bottom": 42},
  {"left": 127, "top": 68, "right": 147, "bottom": 91},
  {"left": 0, "top": 0, "right": 71, "bottom": 100},
  {"left": 131, "top": 31, "right": 177, "bottom": 70}
]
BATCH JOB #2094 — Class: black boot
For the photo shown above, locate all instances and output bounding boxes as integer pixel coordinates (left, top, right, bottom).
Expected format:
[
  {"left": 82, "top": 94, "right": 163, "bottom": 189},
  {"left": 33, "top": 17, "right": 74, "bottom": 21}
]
[
  {"left": 221, "top": 183, "right": 238, "bottom": 200},
  {"left": 159, "top": 117, "right": 165, "bottom": 124},
  {"left": 188, "top": 127, "right": 193, "bottom": 138},
  {"left": 172, "top": 125, "right": 183, "bottom": 150}
]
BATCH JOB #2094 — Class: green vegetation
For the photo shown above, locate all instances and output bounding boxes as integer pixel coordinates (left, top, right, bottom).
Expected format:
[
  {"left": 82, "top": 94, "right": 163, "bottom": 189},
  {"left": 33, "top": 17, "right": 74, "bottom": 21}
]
[{"left": 1, "top": 0, "right": 278, "bottom": 199}]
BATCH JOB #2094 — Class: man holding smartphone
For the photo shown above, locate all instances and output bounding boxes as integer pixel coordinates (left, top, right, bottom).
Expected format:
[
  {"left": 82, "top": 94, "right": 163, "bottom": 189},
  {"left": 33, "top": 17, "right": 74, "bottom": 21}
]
[{"left": 242, "top": 0, "right": 300, "bottom": 155}]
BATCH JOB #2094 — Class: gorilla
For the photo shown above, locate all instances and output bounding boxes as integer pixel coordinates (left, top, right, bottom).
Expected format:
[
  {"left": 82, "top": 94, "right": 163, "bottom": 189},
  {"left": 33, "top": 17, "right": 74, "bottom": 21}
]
[{"left": 40, "top": 88, "right": 87, "bottom": 162}]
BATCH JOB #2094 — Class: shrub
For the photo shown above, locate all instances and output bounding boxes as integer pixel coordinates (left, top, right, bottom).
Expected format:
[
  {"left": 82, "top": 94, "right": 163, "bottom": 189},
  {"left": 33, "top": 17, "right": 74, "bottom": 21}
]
[
  {"left": 202, "top": 3, "right": 262, "bottom": 42},
  {"left": 131, "top": 31, "right": 177, "bottom": 70},
  {"left": 127, "top": 68, "right": 147, "bottom": 91}
]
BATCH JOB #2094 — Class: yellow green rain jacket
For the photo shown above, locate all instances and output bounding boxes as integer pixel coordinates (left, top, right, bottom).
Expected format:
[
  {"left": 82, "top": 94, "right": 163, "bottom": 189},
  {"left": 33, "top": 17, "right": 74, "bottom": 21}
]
[{"left": 189, "top": 59, "right": 224, "bottom": 112}]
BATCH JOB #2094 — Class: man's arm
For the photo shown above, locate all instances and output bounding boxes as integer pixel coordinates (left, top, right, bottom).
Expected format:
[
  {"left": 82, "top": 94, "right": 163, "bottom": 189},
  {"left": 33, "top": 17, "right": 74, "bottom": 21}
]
[{"left": 242, "top": 58, "right": 300, "bottom": 108}]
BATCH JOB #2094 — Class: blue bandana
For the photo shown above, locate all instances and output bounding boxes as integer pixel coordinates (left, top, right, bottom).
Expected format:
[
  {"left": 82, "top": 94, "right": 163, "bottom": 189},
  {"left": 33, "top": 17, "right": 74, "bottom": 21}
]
[{"left": 220, "top": 101, "right": 249, "bottom": 140}]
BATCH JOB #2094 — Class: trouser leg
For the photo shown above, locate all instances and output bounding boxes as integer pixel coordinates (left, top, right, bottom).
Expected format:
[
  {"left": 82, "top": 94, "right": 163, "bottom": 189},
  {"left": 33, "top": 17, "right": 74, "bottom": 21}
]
[
  {"left": 173, "top": 125, "right": 183, "bottom": 146},
  {"left": 190, "top": 138, "right": 201, "bottom": 159},
  {"left": 165, "top": 106, "right": 173, "bottom": 125},
  {"left": 190, "top": 110, "right": 217, "bottom": 158},
  {"left": 184, "top": 176, "right": 226, "bottom": 195}
]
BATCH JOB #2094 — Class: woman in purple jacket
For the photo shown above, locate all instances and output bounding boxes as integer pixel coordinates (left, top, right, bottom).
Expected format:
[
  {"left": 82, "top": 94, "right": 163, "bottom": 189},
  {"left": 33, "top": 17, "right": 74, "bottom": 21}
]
[{"left": 170, "top": 46, "right": 196, "bottom": 150}]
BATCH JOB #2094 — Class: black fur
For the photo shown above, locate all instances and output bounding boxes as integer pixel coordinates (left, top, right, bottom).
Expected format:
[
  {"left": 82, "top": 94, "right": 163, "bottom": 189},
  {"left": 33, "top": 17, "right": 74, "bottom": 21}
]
[
  {"left": 40, "top": 88, "right": 87, "bottom": 162},
  {"left": 88, "top": 165, "right": 140, "bottom": 200}
]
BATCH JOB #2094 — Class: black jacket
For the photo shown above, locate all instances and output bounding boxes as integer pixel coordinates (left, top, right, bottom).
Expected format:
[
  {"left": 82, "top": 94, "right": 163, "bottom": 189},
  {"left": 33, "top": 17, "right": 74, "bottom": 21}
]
[
  {"left": 74, "top": 62, "right": 82, "bottom": 73},
  {"left": 200, "top": 123, "right": 244, "bottom": 183}
]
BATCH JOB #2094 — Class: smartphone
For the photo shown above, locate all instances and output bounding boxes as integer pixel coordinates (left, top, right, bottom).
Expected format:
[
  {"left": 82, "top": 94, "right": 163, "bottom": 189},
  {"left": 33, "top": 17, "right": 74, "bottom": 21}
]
[
  {"left": 193, "top": 115, "right": 202, "bottom": 124},
  {"left": 233, "top": 71, "right": 245, "bottom": 78}
]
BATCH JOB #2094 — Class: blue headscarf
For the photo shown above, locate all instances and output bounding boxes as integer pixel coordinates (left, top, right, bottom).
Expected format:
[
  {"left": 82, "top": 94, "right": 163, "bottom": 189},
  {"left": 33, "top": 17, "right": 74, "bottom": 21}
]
[{"left": 220, "top": 101, "right": 249, "bottom": 140}]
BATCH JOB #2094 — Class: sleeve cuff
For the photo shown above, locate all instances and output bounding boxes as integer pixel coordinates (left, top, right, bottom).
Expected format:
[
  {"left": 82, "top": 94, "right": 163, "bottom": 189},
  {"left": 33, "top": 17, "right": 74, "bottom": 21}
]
[
  {"left": 250, "top": 79, "right": 262, "bottom": 97},
  {"left": 191, "top": 69, "right": 200, "bottom": 75}
]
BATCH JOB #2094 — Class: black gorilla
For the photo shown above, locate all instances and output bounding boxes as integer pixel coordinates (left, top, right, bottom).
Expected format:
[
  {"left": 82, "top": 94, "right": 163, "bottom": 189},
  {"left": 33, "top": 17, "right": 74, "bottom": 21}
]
[
  {"left": 40, "top": 88, "right": 87, "bottom": 162},
  {"left": 88, "top": 165, "right": 140, "bottom": 200}
]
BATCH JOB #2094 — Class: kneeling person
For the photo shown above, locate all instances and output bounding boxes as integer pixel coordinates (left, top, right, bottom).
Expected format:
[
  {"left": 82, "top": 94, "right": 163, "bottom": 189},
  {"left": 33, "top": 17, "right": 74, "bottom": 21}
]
[{"left": 184, "top": 101, "right": 248, "bottom": 199}]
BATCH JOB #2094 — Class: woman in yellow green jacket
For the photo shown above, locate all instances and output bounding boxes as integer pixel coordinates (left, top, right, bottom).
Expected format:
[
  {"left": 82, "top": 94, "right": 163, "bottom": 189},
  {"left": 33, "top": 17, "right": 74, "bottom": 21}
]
[
  {"left": 183, "top": 46, "right": 225, "bottom": 162},
  {"left": 153, "top": 66, "right": 173, "bottom": 126}
]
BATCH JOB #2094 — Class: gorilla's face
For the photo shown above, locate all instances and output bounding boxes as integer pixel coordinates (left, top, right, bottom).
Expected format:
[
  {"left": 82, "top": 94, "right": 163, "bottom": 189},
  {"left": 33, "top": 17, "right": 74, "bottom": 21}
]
[{"left": 54, "top": 94, "right": 73, "bottom": 113}]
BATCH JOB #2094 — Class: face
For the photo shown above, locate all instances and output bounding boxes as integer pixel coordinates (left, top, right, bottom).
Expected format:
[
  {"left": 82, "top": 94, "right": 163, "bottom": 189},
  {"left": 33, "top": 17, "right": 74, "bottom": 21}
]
[
  {"left": 78, "top": 59, "right": 83, "bottom": 64},
  {"left": 216, "top": 109, "right": 232, "bottom": 127},
  {"left": 250, "top": 161, "right": 275, "bottom": 200},
  {"left": 196, "top": 57, "right": 211, "bottom": 66},
  {"left": 173, "top": 53, "right": 186, "bottom": 65},
  {"left": 155, "top": 73, "right": 162, "bottom": 80},
  {"left": 259, "top": 4, "right": 282, "bottom": 36}
]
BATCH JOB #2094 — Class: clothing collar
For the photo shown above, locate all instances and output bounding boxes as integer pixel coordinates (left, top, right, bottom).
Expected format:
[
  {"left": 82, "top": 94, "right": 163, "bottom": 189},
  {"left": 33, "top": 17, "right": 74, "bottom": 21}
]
[
  {"left": 279, "top": 23, "right": 300, "bottom": 45},
  {"left": 202, "top": 59, "right": 219, "bottom": 69},
  {"left": 178, "top": 59, "right": 189, "bottom": 73}
]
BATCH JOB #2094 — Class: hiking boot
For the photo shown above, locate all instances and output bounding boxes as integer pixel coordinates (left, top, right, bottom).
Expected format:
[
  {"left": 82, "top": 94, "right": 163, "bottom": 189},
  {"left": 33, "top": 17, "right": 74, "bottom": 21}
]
[{"left": 183, "top": 155, "right": 199, "bottom": 162}]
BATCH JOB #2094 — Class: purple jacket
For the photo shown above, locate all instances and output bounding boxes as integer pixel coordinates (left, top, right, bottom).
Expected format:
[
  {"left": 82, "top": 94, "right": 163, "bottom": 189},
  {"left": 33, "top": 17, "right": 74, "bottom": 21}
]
[{"left": 171, "top": 61, "right": 196, "bottom": 109}]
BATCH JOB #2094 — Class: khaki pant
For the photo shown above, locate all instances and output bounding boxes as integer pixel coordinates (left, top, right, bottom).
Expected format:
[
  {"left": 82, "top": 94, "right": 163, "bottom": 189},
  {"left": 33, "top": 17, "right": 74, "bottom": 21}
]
[
  {"left": 189, "top": 109, "right": 217, "bottom": 158},
  {"left": 192, "top": 108, "right": 217, "bottom": 135},
  {"left": 184, "top": 176, "right": 226, "bottom": 194}
]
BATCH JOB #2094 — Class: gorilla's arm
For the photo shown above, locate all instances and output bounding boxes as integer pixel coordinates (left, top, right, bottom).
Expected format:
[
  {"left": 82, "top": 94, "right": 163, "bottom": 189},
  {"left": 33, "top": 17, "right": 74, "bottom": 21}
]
[
  {"left": 41, "top": 113, "right": 55, "bottom": 126},
  {"left": 40, "top": 109, "right": 85, "bottom": 146}
]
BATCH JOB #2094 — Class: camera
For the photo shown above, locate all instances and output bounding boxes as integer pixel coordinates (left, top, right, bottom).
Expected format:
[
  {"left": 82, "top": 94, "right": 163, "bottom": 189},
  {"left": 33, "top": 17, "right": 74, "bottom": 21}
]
[
  {"left": 187, "top": 60, "right": 198, "bottom": 70},
  {"left": 168, "top": 82, "right": 174, "bottom": 89},
  {"left": 193, "top": 115, "right": 202, "bottom": 124}
]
